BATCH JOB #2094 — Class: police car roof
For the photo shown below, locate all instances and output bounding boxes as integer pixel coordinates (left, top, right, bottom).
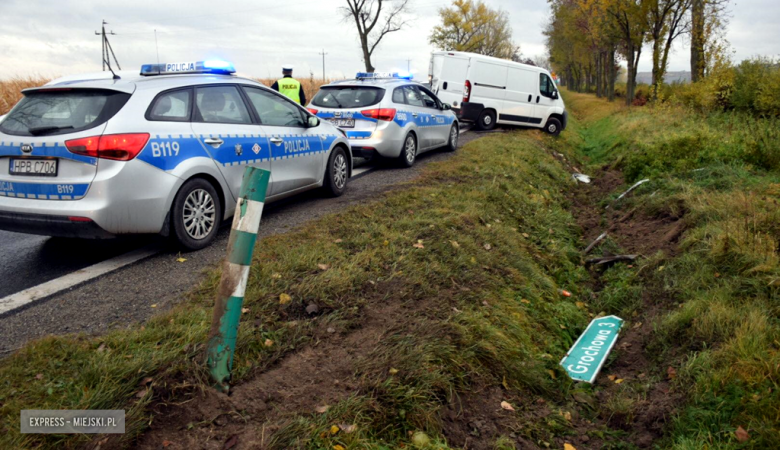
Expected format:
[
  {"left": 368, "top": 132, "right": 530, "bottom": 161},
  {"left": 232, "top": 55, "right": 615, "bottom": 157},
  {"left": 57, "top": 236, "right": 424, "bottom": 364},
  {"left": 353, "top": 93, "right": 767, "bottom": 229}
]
[
  {"left": 28, "top": 72, "right": 263, "bottom": 95},
  {"left": 325, "top": 78, "right": 418, "bottom": 88}
]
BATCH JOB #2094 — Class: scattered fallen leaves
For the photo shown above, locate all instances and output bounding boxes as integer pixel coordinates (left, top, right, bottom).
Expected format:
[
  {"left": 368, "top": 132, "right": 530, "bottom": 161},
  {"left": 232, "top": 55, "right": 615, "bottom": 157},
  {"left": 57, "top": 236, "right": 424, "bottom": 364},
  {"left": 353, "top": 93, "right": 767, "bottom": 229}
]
[
  {"left": 135, "top": 389, "right": 148, "bottom": 398},
  {"left": 151, "top": 304, "right": 158, "bottom": 308},
  {"left": 561, "top": 290, "right": 572, "bottom": 297},
  {"left": 223, "top": 435, "right": 238, "bottom": 450},
  {"left": 548, "top": 369, "right": 557, "bottom": 379},
  {"left": 271, "top": 273, "right": 282, "bottom": 279},
  {"left": 575, "top": 301, "right": 586, "bottom": 308},
  {"left": 500, "top": 401, "right": 515, "bottom": 411},
  {"left": 317, "top": 263, "right": 329, "bottom": 271},
  {"left": 333, "top": 446, "right": 345, "bottom": 450},
  {"left": 241, "top": 308, "right": 250, "bottom": 314},
  {"left": 633, "top": 322, "right": 643, "bottom": 329},
  {"left": 35, "top": 373, "right": 43, "bottom": 380},
  {"left": 279, "top": 293, "right": 292, "bottom": 305},
  {"left": 340, "top": 423, "right": 357, "bottom": 433},
  {"left": 564, "top": 444, "right": 577, "bottom": 450},
  {"left": 667, "top": 366, "right": 677, "bottom": 380},
  {"left": 333, "top": 238, "right": 343, "bottom": 243},
  {"left": 522, "top": 233, "right": 530, "bottom": 238},
  {"left": 615, "top": 379, "right": 624, "bottom": 384},
  {"left": 559, "top": 324, "right": 567, "bottom": 329},
  {"left": 330, "top": 425, "right": 340, "bottom": 435},
  {"left": 389, "top": 368, "right": 399, "bottom": 375},
  {"left": 139, "top": 377, "right": 153, "bottom": 386},
  {"left": 315, "top": 405, "right": 329, "bottom": 414},
  {"left": 483, "top": 243, "right": 492, "bottom": 250},
  {"left": 413, "top": 240, "right": 424, "bottom": 249},
  {"left": 562, "top": 411, "right": 572, "bottom": 421},
  {"left": 411, "top": 431, "right": 431, "bottom": 446},
  {"left": 264, "top": 339, "right": 274, "bottom": 348},
  {"left": 162, "top": 441, "right": 173, "bottom": 448},
  {"left": 450, "top": 240, "right": 460, "bottom": 249},
  {"left": 502, "top": 376, "right": 509, "bottom": 390},
  {"left": 176, "top": 257, "right": 187, "bottom": 263},
  {"left": 96, "top": 343, "right": 106, "bottom": 353},
  {"left": 607, "top": 374, "right": 617, "bottom": 381},
  {"left": 520, "top": 299, "right": 531, "bottom": 304},
  {"left": 735, "top": 426, "right": 750, "bottom": 443},
  {"left": 383, "top": 240, "right": 389, "bottom": 246}
]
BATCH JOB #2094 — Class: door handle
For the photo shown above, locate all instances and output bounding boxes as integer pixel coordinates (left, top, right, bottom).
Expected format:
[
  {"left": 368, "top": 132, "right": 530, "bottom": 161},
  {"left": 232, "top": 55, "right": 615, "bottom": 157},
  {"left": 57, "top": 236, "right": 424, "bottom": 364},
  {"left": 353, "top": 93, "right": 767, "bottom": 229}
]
[
  {"left": 412, "top": 113, "right": 418, "bottom": 118},
  {"left": 536, "top": 96, "right": 540, "bottom": 104},
  {"left": 528, "top": 95, "right": 532, "bottom": 102},
  {"left": 270, "top": 137, "right": 283, "bottom": 145},
  {"left": 204, "top": 137, "right": 224, "bottom": 147}
]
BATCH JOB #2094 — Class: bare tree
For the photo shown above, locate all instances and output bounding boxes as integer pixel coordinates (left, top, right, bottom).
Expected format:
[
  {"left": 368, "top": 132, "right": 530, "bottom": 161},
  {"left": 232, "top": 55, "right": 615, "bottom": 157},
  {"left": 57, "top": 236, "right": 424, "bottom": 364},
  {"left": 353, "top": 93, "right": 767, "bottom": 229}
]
[{"left": 342, "top": 0, "right": 411, "bottom": 72}]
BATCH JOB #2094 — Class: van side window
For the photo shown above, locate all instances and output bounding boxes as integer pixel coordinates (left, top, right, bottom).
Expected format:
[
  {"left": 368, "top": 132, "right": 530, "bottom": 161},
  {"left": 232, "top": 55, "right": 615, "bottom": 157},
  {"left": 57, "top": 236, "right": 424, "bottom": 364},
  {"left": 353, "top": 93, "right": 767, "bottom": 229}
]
[{"left": 540, "top": 74, "right": 556, "bottom": 98}]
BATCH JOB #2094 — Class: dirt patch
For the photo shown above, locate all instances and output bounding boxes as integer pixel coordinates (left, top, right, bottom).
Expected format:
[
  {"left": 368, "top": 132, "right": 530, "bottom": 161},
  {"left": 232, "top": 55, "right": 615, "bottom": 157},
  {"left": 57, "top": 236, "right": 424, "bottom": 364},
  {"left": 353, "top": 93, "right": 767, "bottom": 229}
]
[
  {"left": 568, "top": 167, "right": 686, "bottom": 448},
  {"left": 129, "top": 280, "right": 442, "bottom": 450}
]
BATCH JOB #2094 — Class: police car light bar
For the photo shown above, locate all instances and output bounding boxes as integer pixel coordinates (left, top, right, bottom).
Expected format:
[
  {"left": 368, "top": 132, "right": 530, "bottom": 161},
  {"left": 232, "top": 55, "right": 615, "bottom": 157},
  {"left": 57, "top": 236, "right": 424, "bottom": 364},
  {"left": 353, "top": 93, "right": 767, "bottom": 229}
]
[
  {"left": 356, "top": 72, "right": 413, "bottom": 80},
  {"left": 140, "top": 60, "right": 236, "bottom": 76}
]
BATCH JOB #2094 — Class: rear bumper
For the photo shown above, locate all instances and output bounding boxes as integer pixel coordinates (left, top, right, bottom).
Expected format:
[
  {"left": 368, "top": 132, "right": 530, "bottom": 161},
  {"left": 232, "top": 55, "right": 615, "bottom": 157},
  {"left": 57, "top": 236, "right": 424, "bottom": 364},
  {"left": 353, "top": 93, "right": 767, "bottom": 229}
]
[
  {"left": 0, "top": 210, "right": 115, "bottom": 238},
  {"left": 457, "top": 102, "right": 484, "bottom": 122},
  {"left": 350, "top": 146, "right": 377, "bottom": 159}
]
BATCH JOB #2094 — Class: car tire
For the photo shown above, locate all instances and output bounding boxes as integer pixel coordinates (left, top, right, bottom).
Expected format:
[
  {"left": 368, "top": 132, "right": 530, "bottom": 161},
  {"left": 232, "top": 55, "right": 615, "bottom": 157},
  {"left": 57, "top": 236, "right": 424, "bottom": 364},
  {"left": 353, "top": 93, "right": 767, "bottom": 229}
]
[
  {"left": 324, "top": 146, "right": 349, "bottom": 197},
  {"left": 170, "top": 178, "right": 222, "bottom": 251},
  {"left": 398, "top": 133, "right": 417, "bottom": 168},
  {"left": 476, "top": 110, "right": 497, "bottom": 131},
  {"left": 445, "top": 124, "right": 459, "bottom": 152},
  {"left": 544, "top": 117, "right": 562, "bottom": 136}
]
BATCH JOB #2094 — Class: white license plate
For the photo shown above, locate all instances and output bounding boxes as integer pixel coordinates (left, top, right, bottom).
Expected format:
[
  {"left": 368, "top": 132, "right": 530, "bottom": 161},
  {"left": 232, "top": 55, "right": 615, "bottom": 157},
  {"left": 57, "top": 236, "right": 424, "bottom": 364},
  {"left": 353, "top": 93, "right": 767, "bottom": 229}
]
[
  {"left": 328, "top": 118, "right": 355, "bottom": 128},
  {"left": 9, "top": 158, "right": 58, "bottom": 177}
]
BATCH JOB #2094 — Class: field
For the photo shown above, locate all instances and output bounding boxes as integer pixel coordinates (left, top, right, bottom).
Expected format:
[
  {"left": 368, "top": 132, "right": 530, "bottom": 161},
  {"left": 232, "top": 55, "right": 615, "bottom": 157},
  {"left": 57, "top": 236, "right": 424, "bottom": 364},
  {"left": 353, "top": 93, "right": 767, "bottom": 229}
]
[
  {"left": 0, "top": 77, "right": 331, "bottom": 116},
  {"left": 0, "top": 82, "right": 778, "bottom": 449}
]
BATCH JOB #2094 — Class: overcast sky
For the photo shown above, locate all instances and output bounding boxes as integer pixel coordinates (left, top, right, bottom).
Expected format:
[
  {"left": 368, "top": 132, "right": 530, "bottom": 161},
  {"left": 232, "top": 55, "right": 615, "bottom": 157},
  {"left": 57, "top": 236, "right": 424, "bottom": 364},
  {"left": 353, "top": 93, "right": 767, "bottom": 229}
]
[{"left": 0, "top": 0, "right": 777, "bottom": 80}]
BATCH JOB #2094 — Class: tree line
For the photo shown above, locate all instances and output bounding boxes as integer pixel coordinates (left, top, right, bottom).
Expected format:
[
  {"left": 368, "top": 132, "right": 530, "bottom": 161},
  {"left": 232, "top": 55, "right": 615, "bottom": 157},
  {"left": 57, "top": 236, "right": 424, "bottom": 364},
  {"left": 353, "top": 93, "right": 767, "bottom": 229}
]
[{"left": 545, "top": 0, "right": 729, "bottom": 105}]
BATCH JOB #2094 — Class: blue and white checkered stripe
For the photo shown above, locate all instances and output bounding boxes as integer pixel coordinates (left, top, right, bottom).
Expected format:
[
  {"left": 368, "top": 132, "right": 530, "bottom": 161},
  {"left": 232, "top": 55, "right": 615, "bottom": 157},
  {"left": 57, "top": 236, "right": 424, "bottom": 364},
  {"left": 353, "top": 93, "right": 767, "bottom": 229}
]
[{"left": 0, "top": 182, "right": 89, "bottom": 200}]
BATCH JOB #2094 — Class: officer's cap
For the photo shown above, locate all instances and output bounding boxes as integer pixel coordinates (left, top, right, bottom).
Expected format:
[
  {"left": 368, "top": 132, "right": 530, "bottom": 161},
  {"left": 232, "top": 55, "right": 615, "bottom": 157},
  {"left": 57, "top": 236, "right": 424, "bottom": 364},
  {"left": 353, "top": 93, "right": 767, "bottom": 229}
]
[{"left": 282, "top": 65, "right": 294, "bottom": 71}]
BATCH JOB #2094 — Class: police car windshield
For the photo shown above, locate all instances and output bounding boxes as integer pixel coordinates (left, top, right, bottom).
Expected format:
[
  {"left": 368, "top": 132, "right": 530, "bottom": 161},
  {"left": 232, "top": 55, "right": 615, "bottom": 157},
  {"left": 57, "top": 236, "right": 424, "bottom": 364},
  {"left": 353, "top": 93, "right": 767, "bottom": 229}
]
[
  {"left": 312, "top": 86, "right": 385, "bottom": 109},
  {"left": 0, "top": 89, "right": 130, "bottom": 137}
]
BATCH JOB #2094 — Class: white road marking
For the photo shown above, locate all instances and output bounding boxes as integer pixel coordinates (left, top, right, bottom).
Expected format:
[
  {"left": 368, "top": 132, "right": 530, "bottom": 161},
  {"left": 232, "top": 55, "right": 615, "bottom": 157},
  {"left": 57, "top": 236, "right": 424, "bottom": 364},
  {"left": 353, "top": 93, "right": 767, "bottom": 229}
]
[
  {"left": 0, "top": 244, "right": 161, "bottom": 315},
  {"left": 352, "top": 166, "right": 374, "bottom": 177}
]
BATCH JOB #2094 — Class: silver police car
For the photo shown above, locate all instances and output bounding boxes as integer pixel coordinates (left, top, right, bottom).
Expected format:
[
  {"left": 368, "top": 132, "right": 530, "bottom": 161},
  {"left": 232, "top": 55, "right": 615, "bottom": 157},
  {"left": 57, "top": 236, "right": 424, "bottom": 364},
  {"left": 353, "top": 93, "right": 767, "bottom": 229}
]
[
  {"left": 0, "top": 60, "right": 351, "bottom": 250},
  {"left": 306, "top": 73, "right": 459, "bottom": 167}
]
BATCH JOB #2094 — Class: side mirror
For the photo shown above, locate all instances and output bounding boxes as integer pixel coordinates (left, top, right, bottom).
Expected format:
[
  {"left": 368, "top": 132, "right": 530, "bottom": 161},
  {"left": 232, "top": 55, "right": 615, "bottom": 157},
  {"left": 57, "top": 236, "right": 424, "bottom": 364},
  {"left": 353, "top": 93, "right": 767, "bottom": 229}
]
[
  {"left": 308, "top": 115, "right": 320, "bottom": 128},
  {"left": 552, "top": 91, "right": 559, "bottom": 100},
  {"left": 441, "top": 103, "right": 452, "bottom": 111}
]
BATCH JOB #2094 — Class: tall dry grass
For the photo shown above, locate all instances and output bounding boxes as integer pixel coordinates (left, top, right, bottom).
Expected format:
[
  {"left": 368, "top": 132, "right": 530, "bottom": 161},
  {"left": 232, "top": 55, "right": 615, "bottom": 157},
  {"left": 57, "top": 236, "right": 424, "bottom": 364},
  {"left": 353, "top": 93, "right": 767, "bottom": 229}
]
[
  {"left": 0, "top": 76, "right": 336, "bottom": 116},
  {"left": 0, "top": 77, "right": 51, "bottom": 115}
]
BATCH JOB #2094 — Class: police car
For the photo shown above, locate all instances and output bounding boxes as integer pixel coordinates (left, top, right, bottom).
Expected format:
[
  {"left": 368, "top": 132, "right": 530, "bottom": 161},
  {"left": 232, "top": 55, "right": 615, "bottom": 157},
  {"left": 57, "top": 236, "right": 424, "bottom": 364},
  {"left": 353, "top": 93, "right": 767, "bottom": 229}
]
[
  {"left": 306, "top": 73, "right": 459, "bottom": 167},
  {"left": 0, "top": 60, "right": 351, "bottom": 250}
]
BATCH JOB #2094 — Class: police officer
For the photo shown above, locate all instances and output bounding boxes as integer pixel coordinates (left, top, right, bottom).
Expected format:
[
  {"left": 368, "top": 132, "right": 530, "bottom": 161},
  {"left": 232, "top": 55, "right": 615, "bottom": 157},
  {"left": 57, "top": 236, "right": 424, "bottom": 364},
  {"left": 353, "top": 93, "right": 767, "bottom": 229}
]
[{"left": 271, "top": 65, "right": 306, "bottom": 105}]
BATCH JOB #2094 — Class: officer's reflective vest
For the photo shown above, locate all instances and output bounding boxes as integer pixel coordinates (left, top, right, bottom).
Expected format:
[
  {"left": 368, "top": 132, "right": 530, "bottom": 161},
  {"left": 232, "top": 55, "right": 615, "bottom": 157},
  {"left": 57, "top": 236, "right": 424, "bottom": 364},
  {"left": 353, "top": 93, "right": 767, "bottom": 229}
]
[{"left": 277, "top": 77, "right": 302, "bottom": 104}]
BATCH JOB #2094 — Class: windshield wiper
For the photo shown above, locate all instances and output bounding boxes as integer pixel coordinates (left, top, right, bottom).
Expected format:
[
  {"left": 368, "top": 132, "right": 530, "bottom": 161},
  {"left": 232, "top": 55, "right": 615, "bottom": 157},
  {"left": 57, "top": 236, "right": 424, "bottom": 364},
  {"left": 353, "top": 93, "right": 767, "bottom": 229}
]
[{"left": 28, "top": 125, "right": 74, "bottom": 136}]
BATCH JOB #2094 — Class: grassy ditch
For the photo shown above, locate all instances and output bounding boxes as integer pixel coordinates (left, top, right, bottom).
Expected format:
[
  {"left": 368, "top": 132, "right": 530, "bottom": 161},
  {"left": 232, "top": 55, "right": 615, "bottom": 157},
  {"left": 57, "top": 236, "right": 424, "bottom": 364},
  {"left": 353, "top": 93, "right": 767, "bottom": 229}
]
[
  {"left": 555, "top": 91, "right": 780, "bottom": 449},
  {"left": 1, "top": 122, "right": 607, "bottom": 448}
]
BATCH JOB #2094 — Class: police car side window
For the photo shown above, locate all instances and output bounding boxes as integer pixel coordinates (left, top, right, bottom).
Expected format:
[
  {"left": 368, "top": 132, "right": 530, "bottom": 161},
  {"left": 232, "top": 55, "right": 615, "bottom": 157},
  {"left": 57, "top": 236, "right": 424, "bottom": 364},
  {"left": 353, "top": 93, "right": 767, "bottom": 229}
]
[
  {"left": 194, "top": 86, "right": 251, "bottom": 124},
  {"left": 392, "top": 88, "right": 406, "bottom": 104},
  {"left": 148, "top": 89, "right": 191, "bottom": 122},
  {"left": 415, "top": 87, "right": 439, "bottom": 109},
  {"left": 242, "top": 87, "right": 306, "bottom": 128},
  {"left": 403, "top": 86, "right": 424, "bottom": 107}
]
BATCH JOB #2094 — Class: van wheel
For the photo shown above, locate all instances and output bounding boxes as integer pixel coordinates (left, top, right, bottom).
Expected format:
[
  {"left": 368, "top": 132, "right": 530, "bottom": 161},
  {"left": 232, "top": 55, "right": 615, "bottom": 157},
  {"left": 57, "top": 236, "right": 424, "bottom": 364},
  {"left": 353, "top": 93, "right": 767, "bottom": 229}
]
[
  {"left": 171, "top": 178, "right": 222, "bottom": 251},
  {"left": 544, "top": 117, "right": 562, "bottom": 136},
  {"left": 445, "top": 125, "right": 459, "bottom": 151},
  {"left": 398, "top": 133, "right": 417, "bottom": 168},
  {"left": 324, "top": 146, "right": 348, "bottom": 197},
  {"left": 476, "top": 110, "right": 497, "bottom": 131}
]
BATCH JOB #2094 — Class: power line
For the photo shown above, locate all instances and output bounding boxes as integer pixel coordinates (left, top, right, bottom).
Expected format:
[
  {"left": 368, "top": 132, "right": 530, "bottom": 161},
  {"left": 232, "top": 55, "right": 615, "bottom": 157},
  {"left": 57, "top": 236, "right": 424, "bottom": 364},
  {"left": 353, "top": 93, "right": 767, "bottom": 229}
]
[{"left": 95, "top": 20, "right": 121, "bottom": 73}]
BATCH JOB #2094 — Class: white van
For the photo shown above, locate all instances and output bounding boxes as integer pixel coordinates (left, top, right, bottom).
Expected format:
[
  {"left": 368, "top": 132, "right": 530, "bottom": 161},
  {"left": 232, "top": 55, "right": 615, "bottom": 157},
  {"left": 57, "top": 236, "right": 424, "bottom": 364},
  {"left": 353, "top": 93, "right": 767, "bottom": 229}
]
[{"left": 429, "top": 51, "right": 567, "bottom": 135}]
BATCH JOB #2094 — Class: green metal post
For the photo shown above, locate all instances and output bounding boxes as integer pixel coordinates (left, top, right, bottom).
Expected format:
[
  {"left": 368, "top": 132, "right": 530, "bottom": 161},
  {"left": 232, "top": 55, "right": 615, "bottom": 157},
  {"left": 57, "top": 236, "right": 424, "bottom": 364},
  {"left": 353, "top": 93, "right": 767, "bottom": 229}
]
[{"left": 206, "top": 167, "right": 271, "bottom": 393}]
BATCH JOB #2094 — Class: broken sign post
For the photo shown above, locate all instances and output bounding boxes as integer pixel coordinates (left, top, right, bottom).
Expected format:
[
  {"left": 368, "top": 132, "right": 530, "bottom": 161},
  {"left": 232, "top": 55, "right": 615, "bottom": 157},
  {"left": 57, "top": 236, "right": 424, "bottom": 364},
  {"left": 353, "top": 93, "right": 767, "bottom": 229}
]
[
  {"left": 560, "top": 315, "right": 624, "bottom": 383},
  {"left": 206, "top": 167, "right": 270, "bottom": 393}
]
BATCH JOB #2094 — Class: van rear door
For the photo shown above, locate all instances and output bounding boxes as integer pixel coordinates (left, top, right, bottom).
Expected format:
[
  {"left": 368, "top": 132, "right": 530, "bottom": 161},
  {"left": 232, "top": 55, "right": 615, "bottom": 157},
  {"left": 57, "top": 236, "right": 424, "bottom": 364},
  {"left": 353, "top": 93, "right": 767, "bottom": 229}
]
[
  {"left": 432, "top": 53, "right": 469, "bottom": 108},
  {"left": 501, "top": 66, "right": 540, "bottom": 125},
  {"left": 468, "top": 59, "right": 508, "bottom": 111}
]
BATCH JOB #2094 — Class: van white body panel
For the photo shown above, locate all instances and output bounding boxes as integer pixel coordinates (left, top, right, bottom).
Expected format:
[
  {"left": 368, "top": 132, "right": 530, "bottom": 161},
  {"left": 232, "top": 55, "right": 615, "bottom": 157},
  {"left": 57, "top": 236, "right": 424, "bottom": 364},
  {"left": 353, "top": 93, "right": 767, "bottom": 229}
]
[{"left": 429, "top": 51, "right": 567, "bottom": 132}]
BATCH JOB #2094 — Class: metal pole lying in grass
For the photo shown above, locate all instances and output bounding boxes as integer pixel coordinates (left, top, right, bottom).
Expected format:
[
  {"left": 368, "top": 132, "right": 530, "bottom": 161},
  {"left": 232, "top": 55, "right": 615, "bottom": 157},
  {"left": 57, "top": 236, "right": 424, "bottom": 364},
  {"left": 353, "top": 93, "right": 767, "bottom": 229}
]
[{"left": 206, "top": 167, "right": 270, "bottom": 393}]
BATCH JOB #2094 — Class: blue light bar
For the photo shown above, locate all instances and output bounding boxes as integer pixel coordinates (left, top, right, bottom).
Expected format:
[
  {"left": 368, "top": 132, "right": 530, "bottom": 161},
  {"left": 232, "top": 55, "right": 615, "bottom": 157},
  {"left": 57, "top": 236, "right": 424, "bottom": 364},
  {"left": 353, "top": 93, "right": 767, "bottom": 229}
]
[
  {"left": 356, "top": 72, "right": 413, "bottom": 80},
  {"left": 140, "top": 60, "right": 236, "bottom": 76}
]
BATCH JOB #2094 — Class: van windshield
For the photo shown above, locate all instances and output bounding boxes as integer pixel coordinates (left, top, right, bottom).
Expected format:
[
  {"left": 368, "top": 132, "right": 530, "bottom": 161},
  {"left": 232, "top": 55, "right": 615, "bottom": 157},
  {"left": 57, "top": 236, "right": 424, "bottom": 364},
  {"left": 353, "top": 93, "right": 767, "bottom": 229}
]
[
  {"left": 0, "top": 89, "right": 130, "bottom": 136},
  {"left": 312, "top": 87, "right": 385, "bottom": 109}
]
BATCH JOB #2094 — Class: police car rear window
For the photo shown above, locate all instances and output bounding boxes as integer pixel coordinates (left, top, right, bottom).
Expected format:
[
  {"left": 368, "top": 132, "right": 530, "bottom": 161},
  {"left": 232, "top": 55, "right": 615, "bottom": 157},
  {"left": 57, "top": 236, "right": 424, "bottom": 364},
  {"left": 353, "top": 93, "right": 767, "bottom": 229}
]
[
  {"left": 312, "top": 87, "right": 385, "bottom": 109},
  {"left": 0, "top": 89, "right": 130, "bottom": 137}
]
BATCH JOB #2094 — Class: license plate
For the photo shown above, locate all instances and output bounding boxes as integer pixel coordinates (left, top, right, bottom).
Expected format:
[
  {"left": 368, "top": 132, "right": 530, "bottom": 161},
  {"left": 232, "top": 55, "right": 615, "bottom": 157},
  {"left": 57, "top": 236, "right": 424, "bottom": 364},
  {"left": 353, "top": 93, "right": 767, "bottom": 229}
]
[
  {"left": 9, "top": 158, "right": 58, "bottom": 177},
  {"left": 328, "top": 118, "right": 355, "bottom": 128}
]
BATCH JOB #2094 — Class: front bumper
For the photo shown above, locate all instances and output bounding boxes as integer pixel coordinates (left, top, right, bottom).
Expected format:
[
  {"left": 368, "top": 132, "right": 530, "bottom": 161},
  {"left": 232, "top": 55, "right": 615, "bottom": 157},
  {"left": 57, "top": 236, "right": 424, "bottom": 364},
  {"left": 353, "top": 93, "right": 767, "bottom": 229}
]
[{"left": 0, "top": 210, "right": 114, "bottom": 238}]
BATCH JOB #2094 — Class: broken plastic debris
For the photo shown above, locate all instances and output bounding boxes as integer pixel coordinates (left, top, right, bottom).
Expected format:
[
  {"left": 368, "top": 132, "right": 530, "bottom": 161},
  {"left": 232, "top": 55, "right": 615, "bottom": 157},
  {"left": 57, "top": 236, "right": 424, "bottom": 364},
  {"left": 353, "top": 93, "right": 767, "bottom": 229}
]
[{"left": 572, "top": 173, "right": 592, "bottom": 184}]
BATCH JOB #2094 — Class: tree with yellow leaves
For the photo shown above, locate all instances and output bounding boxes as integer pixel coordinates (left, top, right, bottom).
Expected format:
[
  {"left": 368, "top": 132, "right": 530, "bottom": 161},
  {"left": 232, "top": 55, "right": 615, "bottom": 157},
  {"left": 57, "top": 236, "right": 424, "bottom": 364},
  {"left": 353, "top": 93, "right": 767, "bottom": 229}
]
[{"left": 429, "top": 0, "right": 519, "bottom": 60}]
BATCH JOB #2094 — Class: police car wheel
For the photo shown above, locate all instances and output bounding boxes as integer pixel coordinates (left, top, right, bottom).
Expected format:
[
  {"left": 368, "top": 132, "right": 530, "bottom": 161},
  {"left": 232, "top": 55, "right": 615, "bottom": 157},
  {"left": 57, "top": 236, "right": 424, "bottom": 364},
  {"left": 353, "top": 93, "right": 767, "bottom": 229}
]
[
  {"left": 324, "top": 147, "right": 348, "bottom": 197},
  {"left": 445, "top": 125, "right": 459, "bottom": 152},
  {"left": 398, "top": 133, "right": 417, "bottom": 168},
  {"left": 477, "top": 110, "right": 497, "bottom": 131},
  {"left": 171, "top": 178, "right": 222, "bottom": 251},
  {"left": 544, "top": 117, "right": 562, "bottom": 136}
]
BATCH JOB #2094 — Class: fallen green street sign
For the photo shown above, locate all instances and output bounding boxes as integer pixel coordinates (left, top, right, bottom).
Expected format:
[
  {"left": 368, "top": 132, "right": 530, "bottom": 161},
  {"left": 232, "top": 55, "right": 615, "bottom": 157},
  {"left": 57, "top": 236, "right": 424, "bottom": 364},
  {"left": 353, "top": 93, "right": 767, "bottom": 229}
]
[{"left": 560, "top": 315, "right": 624, "bottom": 383}]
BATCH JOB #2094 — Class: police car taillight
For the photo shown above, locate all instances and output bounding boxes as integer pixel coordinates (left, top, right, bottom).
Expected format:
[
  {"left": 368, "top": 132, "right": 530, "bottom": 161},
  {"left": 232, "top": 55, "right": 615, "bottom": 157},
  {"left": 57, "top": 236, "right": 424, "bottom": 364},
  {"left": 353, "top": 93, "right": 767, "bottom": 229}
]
[
  {"left": 66, "top": 133, "right": 150, "bottom": 161},
  {"left": 361, "top": 108, "right": 396, "bottom": 122},
  {"left": 463, "top": 80, "right": 471, "bottom": 103}
]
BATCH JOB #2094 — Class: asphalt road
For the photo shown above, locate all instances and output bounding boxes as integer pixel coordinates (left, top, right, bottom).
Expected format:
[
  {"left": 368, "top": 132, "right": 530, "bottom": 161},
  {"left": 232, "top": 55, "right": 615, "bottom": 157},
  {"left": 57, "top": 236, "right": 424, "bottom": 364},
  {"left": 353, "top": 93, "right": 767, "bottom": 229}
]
[{"left": 0, "top": 129, "right": 484, "bottom": 354}]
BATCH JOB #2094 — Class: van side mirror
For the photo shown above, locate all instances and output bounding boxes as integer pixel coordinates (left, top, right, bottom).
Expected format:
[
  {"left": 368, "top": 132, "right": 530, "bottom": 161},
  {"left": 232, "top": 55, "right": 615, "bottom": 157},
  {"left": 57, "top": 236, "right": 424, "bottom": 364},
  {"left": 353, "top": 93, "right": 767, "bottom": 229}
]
[
  {"left": 308, "top": 116, "right": 320, "bottom": 128},
  {"left": 552, "top": 91, "right": 559, "bottom": 100}
]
